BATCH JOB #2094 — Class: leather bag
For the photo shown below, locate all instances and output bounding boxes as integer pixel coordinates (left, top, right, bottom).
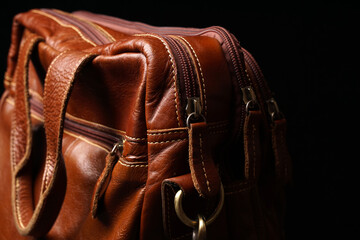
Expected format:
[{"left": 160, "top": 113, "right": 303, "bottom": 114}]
[{"left": 0, "top": 9, "right": 292, "bottom": 240}]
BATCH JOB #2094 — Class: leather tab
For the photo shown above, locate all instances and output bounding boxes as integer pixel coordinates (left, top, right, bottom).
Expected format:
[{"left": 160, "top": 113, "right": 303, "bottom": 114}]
[
  {"left": 161, "top": 174, "right": 196, "bottom": 239},
  {"left": 11, "top": 49, "right": 97, "bottom": 237},
  {"left": 91, "top": 153, "right": 119, "bottom": 218},
  {"left": 188, "top": 122, "right": 220, "bottom": 198},
  {"left": 243, "top": 110, "right": 262, "bottom": 180},
  {"left": 272, "top": 118, "right": 292, "bottom": 183}
]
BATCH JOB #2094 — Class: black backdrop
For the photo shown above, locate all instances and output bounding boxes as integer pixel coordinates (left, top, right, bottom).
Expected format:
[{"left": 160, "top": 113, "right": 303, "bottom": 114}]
[{"left": 1, "top": 1, "right": 358, "bottom": 239}]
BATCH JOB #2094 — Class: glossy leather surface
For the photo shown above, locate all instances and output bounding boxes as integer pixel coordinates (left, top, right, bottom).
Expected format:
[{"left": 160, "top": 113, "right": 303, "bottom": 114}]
[{"left": 0, "top": 9, "right": 290, "bottom": 240}]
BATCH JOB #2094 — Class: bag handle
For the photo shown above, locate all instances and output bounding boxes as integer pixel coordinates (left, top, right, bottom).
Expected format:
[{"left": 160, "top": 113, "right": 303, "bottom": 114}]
[{"left": 11, "top": 34, "right": 96, "bottom": 236}]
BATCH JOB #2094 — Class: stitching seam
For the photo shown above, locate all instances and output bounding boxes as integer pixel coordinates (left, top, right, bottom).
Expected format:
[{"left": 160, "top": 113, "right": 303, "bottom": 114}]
[
  {"left": 148, "top": 138, "right": 187, "bottom": 144},
  {"left": 32, "top": 10, "right": 97, "bottom": 47},
  {"left": 147, "top": 130, "right": 187, "bottom": 136},
  {"left": 135, "top": 33, "right": 181, "bottom": 127},
  {"left": 63, "top": 130, "right": 109, "bottom": 153},
  {"left": 44, "top": 53, "right": 94, "bottom": 189},
  {"left": 118, "top": 158, "right": 148, "bottom": 168},
  {"left": 199, "top": 133, "right": 211, "bottom": 192},
  {"left": 42, "top": 51, "right": 68, "bottom": 189},
  {"left": 177, "top": 36, "right": 208, "bottom": 117},
  {"left": 125, "top": 135, "right": 147, "bottom": 141},
  {"left": 64, "top": 10, "right": 116, "bottom": 42},
  {"left": 12, "top": 35, "right": 42, "bottom": 229}
]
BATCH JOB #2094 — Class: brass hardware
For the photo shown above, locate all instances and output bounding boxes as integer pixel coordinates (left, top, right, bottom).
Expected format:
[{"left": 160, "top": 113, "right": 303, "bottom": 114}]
[
  {"left": 110, "top": 138, "right": 125, "bottom": 156},
  {"left": 186, "top": 97, "right": 202, "bottom": 116},
  {"left": 193, "top": 215, "right": 206, "bottom": 240},
  {"left": 174, "top": 183, "right": 224, "bottom": 229},
  {"left": 241, "top": 86, "right": 258, "bottom": 113},
  {"left": 266, "top": 98, "right": 283, "bottom": 122},
  {"left": 186, "top": 97, "right": 206, "bottom": 127}
]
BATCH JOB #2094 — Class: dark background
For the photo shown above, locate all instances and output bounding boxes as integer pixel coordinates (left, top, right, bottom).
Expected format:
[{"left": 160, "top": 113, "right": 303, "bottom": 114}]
[{"left": 1, "top": 1, "right": 358, "bottom": 239}]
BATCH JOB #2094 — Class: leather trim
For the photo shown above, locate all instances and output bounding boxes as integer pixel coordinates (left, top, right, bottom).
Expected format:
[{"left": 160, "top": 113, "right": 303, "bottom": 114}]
[
  {"left": 31, "top": 10, "right": 97, "bottom": 47},
  {"left": 188, "top": 122, "right": 221, "bottom": 198},
  {"left": 53, "top": 9, "right": 116, "bottom": 42},
  {"left": 175, "top": 36, "right": 208, "bottom": 117},
  {"left": 243, "top": 110, "right": 263, "bottom": 180},
  {"left": 135, "top": 33, "right": 182, "bottom": 127}
]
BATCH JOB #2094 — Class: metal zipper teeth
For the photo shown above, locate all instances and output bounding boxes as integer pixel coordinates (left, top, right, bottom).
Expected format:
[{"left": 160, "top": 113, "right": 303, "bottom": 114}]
[
  {"left": 73, "top": 11, "right": 249, "bottom": 88},
  {"left": 29, "top": 97, "right": 122, "bottom": 150},
  {"left": 163, "top": 36, "right": 198, "bottom": 98},
  {"left": 73, "top": 12, "right": 248, "bottom": 129},
  {"left": 210, "top": 27, "right": 250, "bottom": 88},
  {"left": 242, "top": 48, "right": 272, "bottom": 100},
  {"left": 41, "top": 10, "right": 201, "bottom": 124},
  {"left": 41, "top": 9, "right": 112, "bottom": 45},
  {"left": 61, "top": 11, "right": 250, "bottom": 131}
]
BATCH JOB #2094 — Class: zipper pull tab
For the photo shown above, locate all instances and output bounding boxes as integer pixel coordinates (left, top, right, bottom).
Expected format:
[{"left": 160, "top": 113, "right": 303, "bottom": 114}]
[
  {"left": 242, "top": 86, "right": 262, "bottom": 180},
  {"left": 186, "top": 97, "right": 206, "bottom": 127},
  {"left": 267, "top": 98, "right": 284, "bottom": 122},
  {"left": 266, "top": 98, "right": 292, "bottom": 184},
  {"left": 188, "top": 122, "right": 220, "bottom": 198},
  {"left": 241, "top": 86, "right": 258, "bottom": 113},
  {"left": 91, "top": 138, "right": 124, "bottom": 218},
  {"left": 110, "top": 139, "right": 124, "bottom": 156}
]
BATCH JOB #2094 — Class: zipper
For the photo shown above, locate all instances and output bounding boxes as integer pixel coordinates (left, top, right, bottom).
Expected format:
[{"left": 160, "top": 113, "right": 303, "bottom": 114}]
[
  {"left": 73, "top": 11, "right": 251, "bottom": 88},
  {"left": 242, "top": 48, "right": 283, "bottom": 122},
  {"left": 162, "top": 35, "right": 204, "bottom": 125},
  {"left": 41, "top": 9, "right": 114, "bottom": 45},
  {"left": 29, "top": 96, "right": 123, "bottom": 151},
  {"left": 39, "top": 10, "right": 264, "bottom": 134},
  {"left": 163, "top": 36, "right": 198, "bottom": 99},
  {"left": 72, "top": 11, "right": 253, "bottom": 134},
  {"left": 38, "top": 9, "right": 205, "bottom": 126}
]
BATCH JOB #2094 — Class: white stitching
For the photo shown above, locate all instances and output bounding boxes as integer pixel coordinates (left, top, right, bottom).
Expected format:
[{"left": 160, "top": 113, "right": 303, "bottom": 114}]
[
  {"left": 124, "top": 135, "right": 147, "bottom": 141},
  {"left": 148, "top": 138, "right": 187, "bottom": 144},
  {"left": 147, "top": 130, "right": 187, "bottom": 136},
  {"left": 135, "top": 33, "right": 181, "bottom": 127},
  {"left": 32, "top": 10, "right": 97, "bottom": 47},
  {"left": 199, "top": 133, "right": 211, "bottom": 192},
  {"left": 118, "top": 158, "right": 148, "bottom": 168},
  {"left": 12, "top": 35, "right": 43, "bottom": 229},
  {"left": 43, "top": 52, "right": 95, "bottom": 189},
  {"left": 177, "top": 36, "right": 208, "bottom": 117}
]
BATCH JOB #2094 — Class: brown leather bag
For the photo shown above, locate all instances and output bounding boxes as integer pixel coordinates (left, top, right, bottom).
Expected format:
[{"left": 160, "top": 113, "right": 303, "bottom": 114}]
[{"left": 0, "top": 9, "right": 291, "bottom": 240}]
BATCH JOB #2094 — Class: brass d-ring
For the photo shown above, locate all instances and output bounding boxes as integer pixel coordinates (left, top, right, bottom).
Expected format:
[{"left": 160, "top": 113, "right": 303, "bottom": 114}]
[{"left": 174, "top": 183, "right": 224, "bottom": 228}]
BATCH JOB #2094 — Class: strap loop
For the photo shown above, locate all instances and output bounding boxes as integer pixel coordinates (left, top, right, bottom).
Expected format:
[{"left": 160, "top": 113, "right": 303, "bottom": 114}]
[
  {"left": 11, "top": 42, "right": 97, "bottom": 236},
  {"left": 174, "top": 183, "right": 224, "bottom": 228}
]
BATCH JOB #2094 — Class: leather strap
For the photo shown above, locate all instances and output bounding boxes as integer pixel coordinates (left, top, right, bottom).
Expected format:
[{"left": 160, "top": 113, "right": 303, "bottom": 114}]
[
  {"left": 11, "top": 44, "right": 97, "bottom": 236},
  {"left": 91, "top": 152, "right": 119, "bottom": 218},
  {"left": 188, "top": 122, "right": 220, "bottom": 198},
  {"left": 243, "top": 110, "right": 263, "bottom": 180}
]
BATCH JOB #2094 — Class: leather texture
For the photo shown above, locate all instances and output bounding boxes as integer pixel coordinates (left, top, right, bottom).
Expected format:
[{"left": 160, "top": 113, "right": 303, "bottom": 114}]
[{"left": 0, "top": 9, "right": 291, "bottom": 240}]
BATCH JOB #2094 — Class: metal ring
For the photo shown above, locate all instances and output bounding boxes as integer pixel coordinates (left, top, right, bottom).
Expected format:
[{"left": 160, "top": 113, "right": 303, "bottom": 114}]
[
  {"left": 245, "top": 100, "right": 256, "bottom": 114},
  {"left": 193, "top": 215, "right": 207, "bottom": 240},
  {"left": 110, "top": 139, "right": 124, "bottom": 156},
  {"left": 186, "top": 112, "right": 206, "bottom": 127},
  {"left": 174, "top": 183, "right": 224, "bottom": 228}
]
